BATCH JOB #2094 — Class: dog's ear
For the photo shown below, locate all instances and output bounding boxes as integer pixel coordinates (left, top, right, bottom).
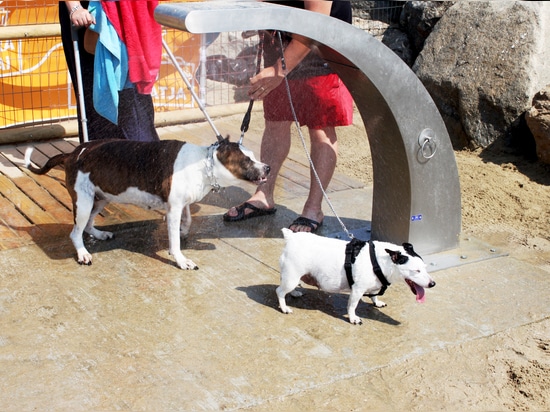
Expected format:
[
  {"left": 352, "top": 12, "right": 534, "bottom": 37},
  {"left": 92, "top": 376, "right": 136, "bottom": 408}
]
[
  {"left": 402, "top": 242, "right": 422, "bottom": 260},
  {"left": 385, "top": 249, "right": 409, "bottom": 265}
]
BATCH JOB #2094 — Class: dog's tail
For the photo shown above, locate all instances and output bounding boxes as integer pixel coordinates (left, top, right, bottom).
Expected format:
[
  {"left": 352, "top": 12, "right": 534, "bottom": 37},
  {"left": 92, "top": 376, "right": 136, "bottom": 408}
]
[{"left": 25, "top": 147, "right": 69, "bottom": 175}]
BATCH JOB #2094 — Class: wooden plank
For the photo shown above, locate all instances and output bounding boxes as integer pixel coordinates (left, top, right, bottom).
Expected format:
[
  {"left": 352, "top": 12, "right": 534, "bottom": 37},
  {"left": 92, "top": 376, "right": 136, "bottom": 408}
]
[
  {"left": 1, "top": 146, "right": 89, "bottom": 217},
  {"left": 99, "top": 204, "right": 162, "bottom": 226},
  {"left": 286, "top": 158, "right": 364, "bottom": 191},
  {"left": 100, "top": 204, "right": 141, "bottom": 225},
  {"left": 12, "top": 144, "right": 61, "bottom": 174},
  {"left": 117, "top": 203, "right": 163, "bottom": 221},
  {"left": 51, "top": 139, "right": 78, "bottom": 154},
  {"left": 158, "top": 125, "right": 187, "bottom": 141},
  {"left": 13, "top": 145, "right": 68, "bottom": 186},
  {"left": 0, "top": 193, "right": 36, "bottom": 242},
  {"left": 26, "top": 143, "right": 72, "bottom": 189},
  {"left": 15, "top": 144, "right": 48, "bottom": 168},
  {"left": 0, "top": 151, "right": 25, "bottom": 179},
  {"left": 278, "top": 159, "right": 348, "bottom": 193},
  {"left": 2, "top": 149, "right": 74, "bottom": 212},
  {"left": 0, "top": 174, "right": 57, "bottom": 225},
  {"left": 167, "top": 126, "right": 211, "bottom": 145},
  {"left": 331, "top": 171, "right": 365, "bottom": 190},
  {"left": 278, "top": 163, "right": 311, "bottom": 189},
  {"left": 273, "top": 176, "right": 309, "bottom": 199},
  {"left": 33, "top": 141, "right": 63, "bottom": 159},
  {"left": 212, "top": 119, "right": 262, "bottom": 148},
  {"left": 8, "top": 174, "right": 73, "bottom": 224},
  {"left": 8, "top": 146, "right": 160, "bottom": 226},
  {"left": 0, "top": 237, "right": 28, "bottom": 251},
  {"left": 0, "top": 217, "right": 27, "bottom": 242}
]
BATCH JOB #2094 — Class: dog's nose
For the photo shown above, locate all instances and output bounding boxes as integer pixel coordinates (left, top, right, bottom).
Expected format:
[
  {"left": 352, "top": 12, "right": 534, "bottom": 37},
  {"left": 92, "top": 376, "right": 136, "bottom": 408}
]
[{"left": 428, "top": 280, "right": 436, "bottom": 288}]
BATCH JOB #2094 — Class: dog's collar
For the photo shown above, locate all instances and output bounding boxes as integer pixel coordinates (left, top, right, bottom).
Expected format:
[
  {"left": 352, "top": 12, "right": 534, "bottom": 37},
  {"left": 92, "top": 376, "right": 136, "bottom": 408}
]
[
  {"left": 205, "top": 143, "right": 221, "bottom": 192},
  {"left": 344, "top": 239, "right": 390, "bottom": 296}
]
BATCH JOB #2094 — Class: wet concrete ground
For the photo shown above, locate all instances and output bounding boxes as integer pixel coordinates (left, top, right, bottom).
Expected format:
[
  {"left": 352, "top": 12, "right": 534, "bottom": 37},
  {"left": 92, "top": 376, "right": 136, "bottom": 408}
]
[{"left": 1, "top": 116, "right": 549, "bottom": 411}]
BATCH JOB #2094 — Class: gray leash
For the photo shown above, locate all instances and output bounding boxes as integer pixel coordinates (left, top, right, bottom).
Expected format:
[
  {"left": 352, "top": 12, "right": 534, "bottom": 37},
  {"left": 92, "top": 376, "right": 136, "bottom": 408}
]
[{"left": 162, "top": 38, "right": 224, "bottom": 143}]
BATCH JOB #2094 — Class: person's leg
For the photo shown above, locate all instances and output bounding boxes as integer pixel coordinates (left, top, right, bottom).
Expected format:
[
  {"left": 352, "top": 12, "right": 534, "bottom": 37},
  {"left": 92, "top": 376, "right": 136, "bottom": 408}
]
[
  {"left": 117, "top": 88, "right": 160, "bottom": 141},
  {"left": 289, "top": 126, "right": 338, "bottom": 232},
  {"left": 60, "top": 3, "right": 126, "bottom": 141},
  {"left": 224, "top": 120, "right": 291, "bottom": 219}
]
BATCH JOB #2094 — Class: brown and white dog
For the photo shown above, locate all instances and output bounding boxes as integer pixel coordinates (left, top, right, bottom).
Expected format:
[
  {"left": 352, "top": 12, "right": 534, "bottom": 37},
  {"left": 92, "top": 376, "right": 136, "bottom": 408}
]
[{"left": 25, "top": 137, "right": 269, "bottom": 269}]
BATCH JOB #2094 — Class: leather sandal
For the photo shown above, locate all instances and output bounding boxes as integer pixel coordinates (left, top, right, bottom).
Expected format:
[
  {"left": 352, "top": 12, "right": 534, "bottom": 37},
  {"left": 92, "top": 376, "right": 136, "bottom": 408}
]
[
  {"left": 223, "top": 202, "right": 277, "bottom": 222},
  {"left": 288, "top": 216, "right": 323, "bottom": 233}
]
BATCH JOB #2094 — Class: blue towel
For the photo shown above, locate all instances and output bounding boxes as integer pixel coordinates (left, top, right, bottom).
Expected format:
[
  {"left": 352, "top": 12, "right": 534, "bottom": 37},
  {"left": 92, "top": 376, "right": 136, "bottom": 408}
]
[{"left": 88, "top": 2, "right": 133, "bottom": 125}]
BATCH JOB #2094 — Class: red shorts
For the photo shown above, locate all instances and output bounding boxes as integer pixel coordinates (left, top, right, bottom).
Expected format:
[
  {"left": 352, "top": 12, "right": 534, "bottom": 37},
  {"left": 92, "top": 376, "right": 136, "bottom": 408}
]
[{"left": 263, "top": 73, "right": 354, "bottom": 129}]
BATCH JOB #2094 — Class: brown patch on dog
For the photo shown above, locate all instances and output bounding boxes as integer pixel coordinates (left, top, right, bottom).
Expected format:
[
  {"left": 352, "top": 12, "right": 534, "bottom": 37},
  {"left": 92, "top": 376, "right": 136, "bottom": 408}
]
[
  {"left": 65, "top": 140, "right": 186, "bottom": 202},
  {"left": 300, "top": 274, "right": 320, "bottom": 289},
  {"left": 215, "top": 138, "right": 265, "bottom": 182}
]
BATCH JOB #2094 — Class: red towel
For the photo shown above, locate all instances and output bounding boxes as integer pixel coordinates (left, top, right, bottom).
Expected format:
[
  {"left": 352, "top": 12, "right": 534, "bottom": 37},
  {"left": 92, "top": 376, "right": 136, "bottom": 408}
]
[{"left": 102, "top": 1, "right": 162, "bottom": 95}]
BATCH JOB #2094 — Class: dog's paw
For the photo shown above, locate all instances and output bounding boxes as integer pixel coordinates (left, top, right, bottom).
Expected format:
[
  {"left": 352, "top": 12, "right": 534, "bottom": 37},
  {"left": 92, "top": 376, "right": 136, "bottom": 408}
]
[
  {"left": 280, "top": 306, "right": 293, "bottom": 314},
  {"left": 349, "top": 315, "right": 363, "bottom": 325},
  {"left": 90, "top": 229, "right": 113, "bottom": 241},
  {"left": 77, "top": 250, "right": 93, "bottom": 266},
  {"left": 172, "top": 251, "right": 199, "bottom": 270},
  {"left": 290, "top": 289, "right": 303, "bottom": 298},
  {"left": 370, "top": 297, "right": 387, "bottom": 308},
  {"left": 177, "top": 258, "right": 199, "bottom": 270}
]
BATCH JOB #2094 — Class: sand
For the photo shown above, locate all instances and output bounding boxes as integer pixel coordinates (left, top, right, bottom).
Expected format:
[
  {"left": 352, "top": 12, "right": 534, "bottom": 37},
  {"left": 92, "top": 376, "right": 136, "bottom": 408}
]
[{"left": 329, "top": 121, "right": 550, "bottom": 410}]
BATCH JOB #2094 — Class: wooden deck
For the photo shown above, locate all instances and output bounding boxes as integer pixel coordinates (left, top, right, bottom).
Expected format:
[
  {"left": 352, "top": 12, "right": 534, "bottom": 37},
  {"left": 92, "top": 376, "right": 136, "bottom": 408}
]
[
  {"left": 0, "top": 119, "right": 364, "bottom": 252},
  {"left": 0, "top": 137, "right": 166, "bottom": 251}
]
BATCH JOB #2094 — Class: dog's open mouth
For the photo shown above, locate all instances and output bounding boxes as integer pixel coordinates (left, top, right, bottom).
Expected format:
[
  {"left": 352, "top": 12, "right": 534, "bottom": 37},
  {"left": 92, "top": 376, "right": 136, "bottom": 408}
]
[
  {"left": 405, "top": 279, "right": 426, "bottom": 303},
  {"left": 253, "top": 176, "right": 268, "bottom": 185}
]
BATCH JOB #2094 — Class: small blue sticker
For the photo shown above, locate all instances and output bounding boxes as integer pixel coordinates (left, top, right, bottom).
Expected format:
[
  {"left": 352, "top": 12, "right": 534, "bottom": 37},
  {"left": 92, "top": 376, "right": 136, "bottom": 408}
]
[{"left": 411, "top": 214, "right": 423, "bottom": 222}]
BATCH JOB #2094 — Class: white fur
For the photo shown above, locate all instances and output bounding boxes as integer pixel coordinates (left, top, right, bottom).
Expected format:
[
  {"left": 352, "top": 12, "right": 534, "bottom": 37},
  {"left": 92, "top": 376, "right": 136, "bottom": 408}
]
[{"left": 277, "top": 228, "right": 436, "bottom": 324}]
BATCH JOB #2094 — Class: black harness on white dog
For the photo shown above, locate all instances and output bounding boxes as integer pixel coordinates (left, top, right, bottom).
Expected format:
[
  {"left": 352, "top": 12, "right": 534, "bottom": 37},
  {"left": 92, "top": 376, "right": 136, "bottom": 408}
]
[{"left": 344, "top": 239, "right": 390, "bottom": 296}]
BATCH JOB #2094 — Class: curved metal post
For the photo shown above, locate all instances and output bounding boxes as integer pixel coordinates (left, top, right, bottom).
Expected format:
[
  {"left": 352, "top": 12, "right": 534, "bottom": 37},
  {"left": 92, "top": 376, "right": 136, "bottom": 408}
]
[{"left": 155, "top": 2, "right": 461, "bottom": 254}]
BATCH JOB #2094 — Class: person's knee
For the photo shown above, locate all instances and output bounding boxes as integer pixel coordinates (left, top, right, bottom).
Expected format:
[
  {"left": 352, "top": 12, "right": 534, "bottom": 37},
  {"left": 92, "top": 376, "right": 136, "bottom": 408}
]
[{"left": 309, "top": 127, "right": 338, "bottom": 146}]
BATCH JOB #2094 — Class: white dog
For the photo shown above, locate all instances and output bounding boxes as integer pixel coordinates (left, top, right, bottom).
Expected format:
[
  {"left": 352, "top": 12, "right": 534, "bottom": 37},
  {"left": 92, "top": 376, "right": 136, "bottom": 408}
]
[
  {"left": 25, "top": 137, "right": 269, "bottom": 269},
  {"left": 277, "top": 228, "right": 436, "bottom": 324}
]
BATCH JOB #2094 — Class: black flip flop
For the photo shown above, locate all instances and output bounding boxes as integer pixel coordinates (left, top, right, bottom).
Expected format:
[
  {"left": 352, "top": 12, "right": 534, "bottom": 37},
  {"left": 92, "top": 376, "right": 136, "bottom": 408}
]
[
  {"left": 223, "top": 202, "right": 277, "bottom": 222},
  {"left": 288, "top": 216, "right": 323, "bottom": 233}
]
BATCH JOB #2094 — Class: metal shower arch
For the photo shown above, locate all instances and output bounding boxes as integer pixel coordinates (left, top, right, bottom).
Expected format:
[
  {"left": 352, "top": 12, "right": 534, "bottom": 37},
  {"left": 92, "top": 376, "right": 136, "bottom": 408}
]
[{"left": 154, "top": 1, "right": 461, "bottom": 255}]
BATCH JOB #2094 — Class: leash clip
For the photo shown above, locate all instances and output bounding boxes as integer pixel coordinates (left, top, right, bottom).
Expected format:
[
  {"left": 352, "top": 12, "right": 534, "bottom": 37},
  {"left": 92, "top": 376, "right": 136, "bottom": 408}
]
[{"left": 206, "top": 143, "right": 221, "bottom": 192}]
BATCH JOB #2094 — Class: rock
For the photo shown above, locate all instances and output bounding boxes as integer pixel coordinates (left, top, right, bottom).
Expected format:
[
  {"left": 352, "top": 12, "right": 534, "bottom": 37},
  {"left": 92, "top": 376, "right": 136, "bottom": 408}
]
[
  {"left": 526, "top": 86, "right": 550, "bottom": 164},
  {"left": 400, "top": 1, "right": 453, "bottom": 58},
  {"left": 381, "top": 26, "right": 414, "bottom": 66},
  {"left": 352, "top": 1, "right": 413, "bottom": 65},
  {"left": 351, "top": 1, "right": 403, "bottom": 25},
  {"left": 413, "top": 1, "right": 550, "bottom": 149}
]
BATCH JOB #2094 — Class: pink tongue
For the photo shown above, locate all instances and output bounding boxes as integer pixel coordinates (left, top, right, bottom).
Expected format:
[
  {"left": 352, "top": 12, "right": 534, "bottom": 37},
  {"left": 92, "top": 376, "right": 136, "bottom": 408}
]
[{"left": 415, "top": 285, "right": 426, "bottom": 303}]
